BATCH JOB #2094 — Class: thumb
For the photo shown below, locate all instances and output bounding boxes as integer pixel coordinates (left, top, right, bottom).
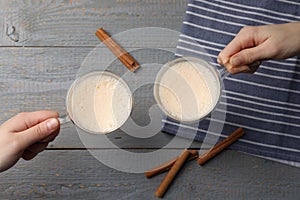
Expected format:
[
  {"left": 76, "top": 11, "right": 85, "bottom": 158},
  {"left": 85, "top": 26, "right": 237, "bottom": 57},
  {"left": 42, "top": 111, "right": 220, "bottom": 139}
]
[
  {"left": 229, "top": 43, "right": 271, "bottom": 67},
  {"left": 19, "top": 118, "right": 59, "bottom": 148}
]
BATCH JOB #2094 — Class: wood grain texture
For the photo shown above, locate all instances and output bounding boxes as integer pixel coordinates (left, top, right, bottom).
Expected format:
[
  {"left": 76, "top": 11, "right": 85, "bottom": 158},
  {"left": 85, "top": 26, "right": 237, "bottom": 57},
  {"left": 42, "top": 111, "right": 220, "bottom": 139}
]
[
  {"left": 0, "top": 0, "right": 187, "bottom": 46},
  {"left": 0, "top": 150, "right": 299, "bottom": 200}
]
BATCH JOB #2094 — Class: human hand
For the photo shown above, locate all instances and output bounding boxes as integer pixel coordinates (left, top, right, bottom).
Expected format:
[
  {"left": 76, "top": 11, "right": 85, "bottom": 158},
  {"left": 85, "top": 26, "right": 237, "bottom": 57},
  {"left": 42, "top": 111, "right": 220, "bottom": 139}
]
[
  {"left": 0, "top": 110, "right": 60, "bottom": 172},
  {"left": 218, "top": 22, "right": 300, "bottom": 74}
]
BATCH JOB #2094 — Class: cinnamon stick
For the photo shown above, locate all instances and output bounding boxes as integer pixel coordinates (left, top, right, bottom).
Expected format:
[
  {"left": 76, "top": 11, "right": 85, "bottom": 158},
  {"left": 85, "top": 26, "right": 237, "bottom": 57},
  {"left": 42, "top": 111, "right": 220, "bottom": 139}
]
[
  {"left": 95, "top": 28, "right": 140, "bottom": 72},
  {"left": 145, "top": 150, "right": 198, "bottom": 179},
  {"left": 145, "top": 157, "right": 178, "bottom": 179},
  {"left": 155, "top": 149, "right": 191, "bottom": 198},
  {"left": 197, "top": 127, "right": 244, "bottom": 165}
]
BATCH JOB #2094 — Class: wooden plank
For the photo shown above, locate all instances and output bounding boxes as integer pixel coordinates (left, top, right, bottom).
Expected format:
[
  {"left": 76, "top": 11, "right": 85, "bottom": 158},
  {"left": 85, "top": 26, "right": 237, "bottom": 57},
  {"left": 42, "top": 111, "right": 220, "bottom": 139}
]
[
  {"left": 0, "top": 47, "right": 88, "bottom": 121},
  {"left": 0, "top": 0, "right": 187, "bottom": 46},
  {"left": 0, "top": 150, "right": 299, "bottom": 199}
]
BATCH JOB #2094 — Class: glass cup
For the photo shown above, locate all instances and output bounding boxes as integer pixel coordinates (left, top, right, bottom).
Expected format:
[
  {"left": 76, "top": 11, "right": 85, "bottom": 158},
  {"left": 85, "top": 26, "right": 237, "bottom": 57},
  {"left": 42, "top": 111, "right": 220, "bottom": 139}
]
[
  {"left": 153, "top": 56, "right": 227, "bottom": 123},
  {"left": 59, "top": 71, "right": 133, "bottom": 134}
]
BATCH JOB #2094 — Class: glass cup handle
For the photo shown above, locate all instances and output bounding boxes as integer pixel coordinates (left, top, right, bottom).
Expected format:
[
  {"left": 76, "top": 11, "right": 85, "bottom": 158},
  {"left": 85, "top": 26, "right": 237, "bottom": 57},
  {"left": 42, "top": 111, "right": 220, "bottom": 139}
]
[
  {"left": 219, "top": 67, "right": 230, "bottom": 80},
  {"left": 58, "top": 114, "right": 71, "bottom": 125}
]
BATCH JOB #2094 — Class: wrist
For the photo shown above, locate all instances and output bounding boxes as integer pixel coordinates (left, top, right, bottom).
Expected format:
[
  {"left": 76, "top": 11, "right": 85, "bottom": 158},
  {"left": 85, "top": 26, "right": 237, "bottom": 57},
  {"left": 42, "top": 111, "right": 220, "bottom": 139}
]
[{"left": 287, "top": 22, "right": 300, "bottom": 56}]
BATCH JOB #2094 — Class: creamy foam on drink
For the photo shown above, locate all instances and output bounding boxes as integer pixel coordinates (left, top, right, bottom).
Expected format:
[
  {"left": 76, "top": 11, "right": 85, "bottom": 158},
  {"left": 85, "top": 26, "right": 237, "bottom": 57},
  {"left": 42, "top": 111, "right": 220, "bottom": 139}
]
[
  {"left": 68, "top": 72, "right": 132, "bottom": 133},
  {"left": 156, "top": 59, "right": 220, "bottom": 121}
]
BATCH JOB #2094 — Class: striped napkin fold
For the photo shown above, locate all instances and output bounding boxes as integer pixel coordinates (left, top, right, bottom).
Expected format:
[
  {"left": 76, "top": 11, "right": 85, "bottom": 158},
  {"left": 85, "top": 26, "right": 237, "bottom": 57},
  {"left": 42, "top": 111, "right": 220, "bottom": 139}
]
[{"left": 162, "top": 0, "right": 300, "bottom": 167}]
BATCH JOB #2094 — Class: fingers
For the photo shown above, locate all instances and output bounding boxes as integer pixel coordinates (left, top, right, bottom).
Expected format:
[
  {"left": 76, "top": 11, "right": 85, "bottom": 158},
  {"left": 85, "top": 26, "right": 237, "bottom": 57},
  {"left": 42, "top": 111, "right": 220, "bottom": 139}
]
[
  {"left": 229, "top": 43, "right": 271, "bottom": 65},
  {"left": 221, "top": 43, "right": 270, "bottom": 74},
  {"left": 2, "top": 110, "right": 59, "bottom": 132},
  {"left": 218, "top": 26, "right": 272, "bottom": 74},
  {"left": 19, "top": 118, "right": 60, "bottom": 148},
  {"left": 218, "top": 26, "right": 258, "bottom": 65},
  {"left": 22, "top": 142, "right": 49, "bottom": 160},
  {"left": 224, "top": 60, "right": 261, "bottom": 74}
]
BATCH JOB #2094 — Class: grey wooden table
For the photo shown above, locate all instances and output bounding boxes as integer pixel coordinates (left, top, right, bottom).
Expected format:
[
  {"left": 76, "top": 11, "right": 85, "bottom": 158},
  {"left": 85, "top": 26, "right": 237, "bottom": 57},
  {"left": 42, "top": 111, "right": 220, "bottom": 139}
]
[{"left": 0, "top": 1, "right": 299, "bottom": 199}]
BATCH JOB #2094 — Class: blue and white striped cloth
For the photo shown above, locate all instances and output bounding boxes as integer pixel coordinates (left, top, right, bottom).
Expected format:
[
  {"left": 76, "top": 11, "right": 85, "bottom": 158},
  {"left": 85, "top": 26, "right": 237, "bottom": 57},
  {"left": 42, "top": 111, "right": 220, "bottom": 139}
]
[{"left": 162, "top": 0, "right": 300, "bottom": 167}]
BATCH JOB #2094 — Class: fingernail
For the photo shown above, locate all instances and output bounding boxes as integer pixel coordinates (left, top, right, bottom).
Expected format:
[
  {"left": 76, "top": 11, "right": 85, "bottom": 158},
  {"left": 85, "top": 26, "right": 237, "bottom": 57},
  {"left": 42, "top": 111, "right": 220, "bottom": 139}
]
[
  {"left": 46, "top": 118, "right": 58, "bottom": 130},
  {"left": 230, "top": 56, "right": 242, "bottom": 66}
]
